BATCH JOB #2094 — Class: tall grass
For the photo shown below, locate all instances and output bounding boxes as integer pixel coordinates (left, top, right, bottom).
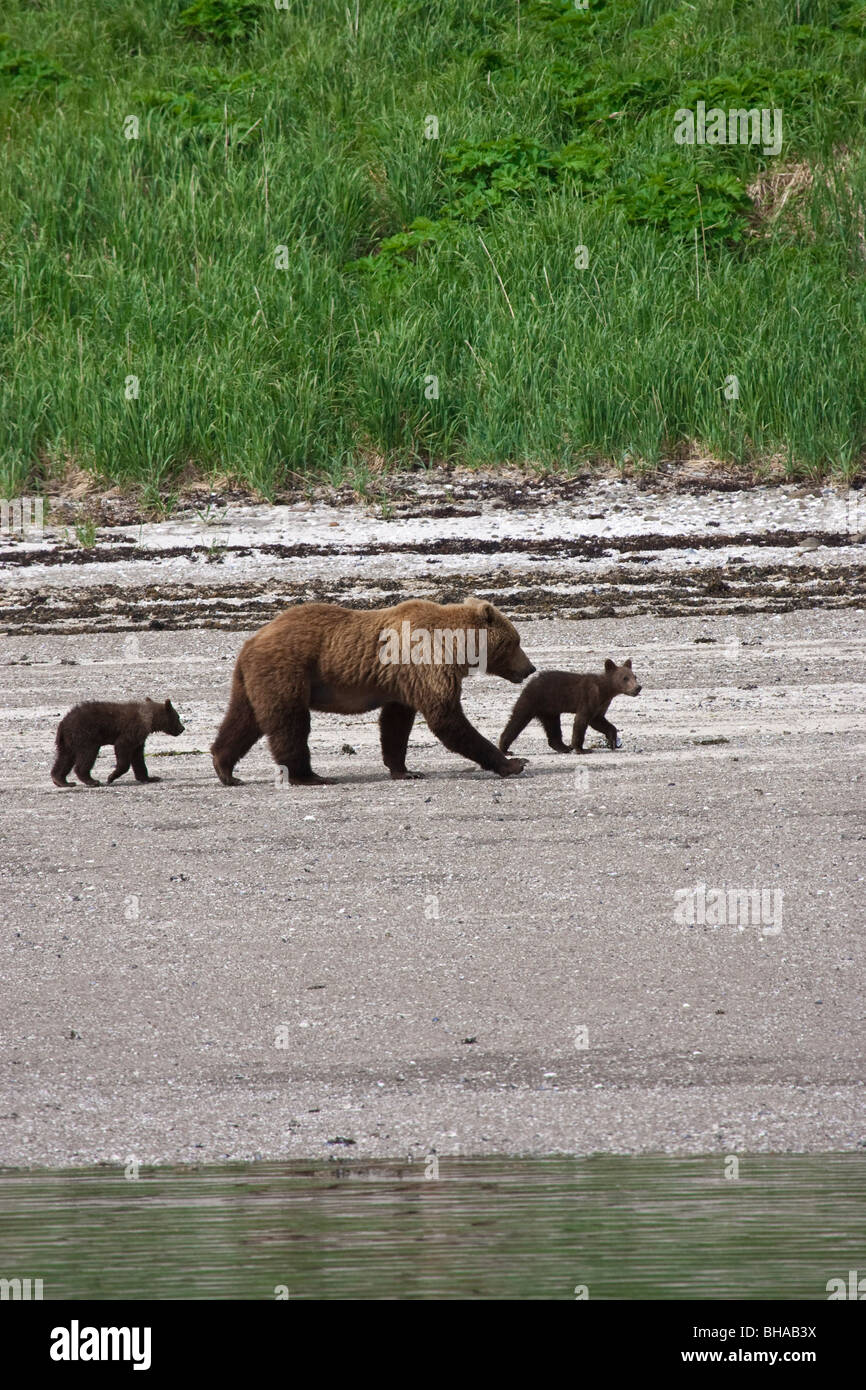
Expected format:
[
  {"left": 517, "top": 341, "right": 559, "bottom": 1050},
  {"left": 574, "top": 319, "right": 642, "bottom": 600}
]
[{"left": 1, "top": 0, "right": 865, "bottom": 497}]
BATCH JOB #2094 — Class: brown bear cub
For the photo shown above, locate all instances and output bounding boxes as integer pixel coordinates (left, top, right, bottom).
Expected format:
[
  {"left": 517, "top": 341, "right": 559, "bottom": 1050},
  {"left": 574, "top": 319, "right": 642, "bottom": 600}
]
[
  {"left": 51, "top": 699, "right": 184, "bottom": 787},
  {"left": 211, "top": 597, "right": 536, "bottom": 786},
  {"left": 499, "top": 659, "right": 642, "bottom": 755}
]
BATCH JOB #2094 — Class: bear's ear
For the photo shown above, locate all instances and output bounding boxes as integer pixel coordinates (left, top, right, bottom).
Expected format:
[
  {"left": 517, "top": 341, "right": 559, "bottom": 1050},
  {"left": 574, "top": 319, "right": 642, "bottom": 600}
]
[
  {"left": 165, "top": 699, "right": 172, "bottom": 709},
  {"left": 146, "top": 696, "right": 156, "bottom": 704},
  {"left": 624, "top": 658, "right": 632, "bottom": 669},
  {"left": 604, "top": 658, "right": 616, "bottom": 674},
  {"left": 464, "top": 596, "right": 495, "bottom": 624}
]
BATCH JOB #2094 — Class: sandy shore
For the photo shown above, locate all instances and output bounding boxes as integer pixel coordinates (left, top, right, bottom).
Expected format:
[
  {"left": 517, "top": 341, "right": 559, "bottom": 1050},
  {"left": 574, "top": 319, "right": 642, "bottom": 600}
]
[{"left": 1, "top": 602, "right": 863, "bottom": 1166}]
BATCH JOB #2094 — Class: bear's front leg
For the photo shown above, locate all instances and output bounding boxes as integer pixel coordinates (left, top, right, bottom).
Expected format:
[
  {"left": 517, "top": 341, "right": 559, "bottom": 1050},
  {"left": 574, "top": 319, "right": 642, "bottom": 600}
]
[
  {"left": 571, "top": 716, "right": 589, "bottom": 753},
  {"left": 131, "top": 746, "right": 161, "bottom": 782},
  {"left": 379, "top": 702, "right": 424, "bottom": 779},
  {"left": 424, "top": 700, "right": 526, "bottom": 777},
  {"left": 590, "top": 716, "right": 619, "bottom": 750}
]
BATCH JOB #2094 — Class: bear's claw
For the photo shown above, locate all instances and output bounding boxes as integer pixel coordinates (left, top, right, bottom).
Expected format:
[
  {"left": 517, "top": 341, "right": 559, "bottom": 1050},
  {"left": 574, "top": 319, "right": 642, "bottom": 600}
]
[{"left": 499, "top": 757, "right": 528, "bottom": 776}]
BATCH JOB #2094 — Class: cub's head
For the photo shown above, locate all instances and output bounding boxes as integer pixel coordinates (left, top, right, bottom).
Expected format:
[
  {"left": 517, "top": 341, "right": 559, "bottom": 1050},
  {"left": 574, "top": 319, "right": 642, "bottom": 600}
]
[
  {"left": 148, "top": 698, "right": 185, "bottom": 735},
  {"left": 604, "top": 658, "right": 642, "bottom": 696},
  {"left": 464, "top": 598, "right": 536, "bottom": 684}
]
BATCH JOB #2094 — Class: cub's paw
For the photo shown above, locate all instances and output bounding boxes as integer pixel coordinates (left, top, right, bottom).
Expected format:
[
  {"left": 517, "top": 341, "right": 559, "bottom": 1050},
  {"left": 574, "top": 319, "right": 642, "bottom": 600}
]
[
  {"left": 390, "top": 768, "right": 425, "bottom": 780},
  {"left": 499, "top": 757, "right": 528, "bottom": 777}
]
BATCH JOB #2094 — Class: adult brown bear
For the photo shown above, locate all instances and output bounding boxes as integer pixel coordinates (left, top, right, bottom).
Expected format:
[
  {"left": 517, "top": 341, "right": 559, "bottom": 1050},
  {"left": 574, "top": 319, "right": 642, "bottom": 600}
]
[{"left": 211, "top": 598, "right": 535, "bottom": 786}]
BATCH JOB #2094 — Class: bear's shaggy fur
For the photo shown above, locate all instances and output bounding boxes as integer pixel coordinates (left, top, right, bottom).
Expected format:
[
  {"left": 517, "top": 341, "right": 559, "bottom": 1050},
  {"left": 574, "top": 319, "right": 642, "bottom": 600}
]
[
  {"left": 499, "top": 659, "right": 642, "bottom": 754},
  {"left": 211, "top": 598, "right": 536, "bottom": 785},
  {"left": 51, "top": 698, "right": 184, "bottom": 787}
]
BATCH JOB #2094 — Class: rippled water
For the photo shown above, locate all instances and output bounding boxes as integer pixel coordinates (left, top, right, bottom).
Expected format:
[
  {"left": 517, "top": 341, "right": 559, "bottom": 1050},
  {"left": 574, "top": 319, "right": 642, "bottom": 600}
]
[{"left": 1, "top": 1155, "right": 863, "bottom": 1300}]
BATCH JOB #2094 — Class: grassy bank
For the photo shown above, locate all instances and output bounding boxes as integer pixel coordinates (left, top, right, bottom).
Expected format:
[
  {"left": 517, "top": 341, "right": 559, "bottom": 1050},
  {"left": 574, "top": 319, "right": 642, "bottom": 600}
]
[{"left": 1, "top": 0, "right": 865, "bottom": 498}]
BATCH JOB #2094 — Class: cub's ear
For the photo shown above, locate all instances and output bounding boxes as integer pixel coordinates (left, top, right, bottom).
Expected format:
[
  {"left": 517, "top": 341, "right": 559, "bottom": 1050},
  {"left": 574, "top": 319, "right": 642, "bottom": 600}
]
[
  {"left": 146, "top": 696, "right": 156, "bottom": 704},
  {"left": 624, "top": 658, "right": 633, "bottom": 669},
  {"left": 165, "top": 699, "right": 172, "bottom": 709},
  {"left": 604, "top": 658, "right": 617, "bottom": 674}
]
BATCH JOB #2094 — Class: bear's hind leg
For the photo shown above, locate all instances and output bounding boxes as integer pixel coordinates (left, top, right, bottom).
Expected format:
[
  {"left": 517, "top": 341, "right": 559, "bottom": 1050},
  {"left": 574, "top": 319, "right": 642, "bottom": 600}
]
[
  {"left": 498, "top": 695, "right": 533, "bottom": 753},
  {"left": 106, "top": 741, "right": 132, "bottom": 784},
  {"left": 540, "top": 714, "right": 570, "bottom": 753},
  {"left": 73, "top": 743, "right": 101, "bottom": 786},
  {"left": 51, "top": 742, "right": 75, "bottom": 787},
  {"left": 266, "top": 700, "right": 329, "bottom": 786},
  {"left": 380, "top": 702, "right": 421, "bottom": 779},
  {"left": 211, "top": 674, "right": 262, "bottom": 786}
]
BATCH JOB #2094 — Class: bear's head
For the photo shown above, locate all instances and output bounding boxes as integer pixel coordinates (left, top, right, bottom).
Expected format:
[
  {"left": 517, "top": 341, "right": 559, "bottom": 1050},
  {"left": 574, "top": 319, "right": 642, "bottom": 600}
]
[
  {"left": 604, "top": 658, "right": 642, "bottom": 696},
  {"left": 148, "top": 698, "right": 185, "bottom": 735},
  {"left": 464, "top": 598, "right": 536, "bottom": 684}
]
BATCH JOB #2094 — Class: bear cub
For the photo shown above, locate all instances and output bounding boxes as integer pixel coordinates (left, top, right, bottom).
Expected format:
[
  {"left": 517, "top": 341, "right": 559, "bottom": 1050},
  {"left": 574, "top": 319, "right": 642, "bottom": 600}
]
[
  {"left": 51, "top": 698, "right": 184, "bottom": 787},
  {"left": 499, "top": 659, "right": 642, "bottom": 754}
]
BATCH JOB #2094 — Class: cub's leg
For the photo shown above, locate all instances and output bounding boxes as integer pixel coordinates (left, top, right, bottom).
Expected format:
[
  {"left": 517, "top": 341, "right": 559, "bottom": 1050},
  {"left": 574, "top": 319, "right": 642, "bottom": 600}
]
[
  {"left": 73, "top": 743, "right": 102, "bottom": 786},
  {"left": 106, "top": 742, "right": 132, "bottom": 783},
  {"left": 380, "top": 702, "right": 422, "bottom": 780},
  {"left": 571, "top": 717, "right": 589, "bottom": 753},
  {"left": 131, "top": 745, "right": 160, "bottom": 782},
  {"left": 51, "top": 742, "right": 75, "bottom": 787},
  {"left": 266, "top": 699, "right": 329, "bottom": 786},
  {"left": 590, "top": 715, "right": 619, "bottom": 750},
  {"left": 540, "top": 714, "right": 570, "bottom": 753},
  {"left": 498, "top": 693, "right": 533, "bottom": 753}
]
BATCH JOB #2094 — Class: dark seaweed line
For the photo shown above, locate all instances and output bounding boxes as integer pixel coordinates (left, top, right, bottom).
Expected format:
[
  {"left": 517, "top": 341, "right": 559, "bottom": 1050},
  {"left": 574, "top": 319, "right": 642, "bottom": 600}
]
[
  {"left": 0, "top": 530, "right": 856, "bottom": 571},
  {"left": 2, "top": 568, "right": 862, "bottom": 635}
]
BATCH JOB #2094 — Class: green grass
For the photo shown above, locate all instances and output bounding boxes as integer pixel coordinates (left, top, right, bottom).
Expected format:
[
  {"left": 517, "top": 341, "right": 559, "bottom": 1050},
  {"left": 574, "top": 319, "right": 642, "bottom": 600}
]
[{"left": 1, "top": 0, "right": 865, "bottom": 498}]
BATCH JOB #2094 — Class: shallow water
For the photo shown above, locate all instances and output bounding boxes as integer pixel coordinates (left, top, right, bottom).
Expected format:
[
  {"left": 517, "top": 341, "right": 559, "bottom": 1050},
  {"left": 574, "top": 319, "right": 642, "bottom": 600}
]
[{"left": 0, "top": 1154, "right": 863, "bottom": 1300}]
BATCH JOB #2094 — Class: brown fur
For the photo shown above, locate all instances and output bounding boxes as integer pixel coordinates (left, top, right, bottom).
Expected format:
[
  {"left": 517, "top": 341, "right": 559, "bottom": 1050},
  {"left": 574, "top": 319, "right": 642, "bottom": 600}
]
[
  {"left": 210, "top": 598, "right": 536, "bottom": 786},
  {"left": 499, "top": 659, "right": 642, "bottom": 754},
  {"left": 51, "top": 699, "right": 184, "bottom": 787}
]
